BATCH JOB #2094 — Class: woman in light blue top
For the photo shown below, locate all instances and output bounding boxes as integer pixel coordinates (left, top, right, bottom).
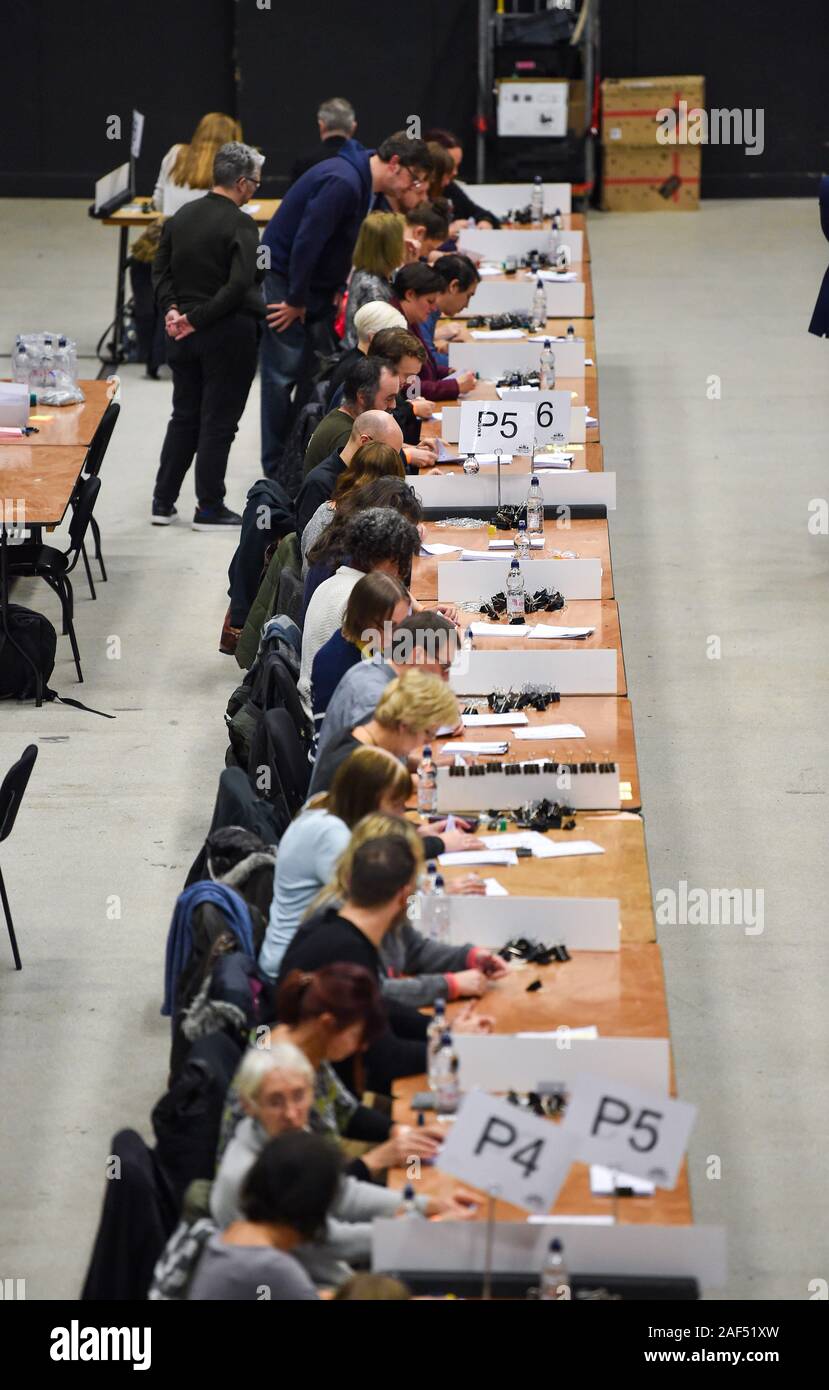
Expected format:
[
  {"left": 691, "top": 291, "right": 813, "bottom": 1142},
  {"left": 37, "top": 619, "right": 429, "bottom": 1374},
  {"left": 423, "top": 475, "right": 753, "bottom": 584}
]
[{"left": 258, "top": 745, "right": 413, "bottom": 980}]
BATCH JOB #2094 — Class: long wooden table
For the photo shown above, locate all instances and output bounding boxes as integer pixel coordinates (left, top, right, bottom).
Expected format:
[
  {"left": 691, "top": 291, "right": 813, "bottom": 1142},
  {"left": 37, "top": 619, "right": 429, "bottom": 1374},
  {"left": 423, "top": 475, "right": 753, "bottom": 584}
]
[
  {"left": 0, "top": 445, "right": 88, "bottom": 526},
  {"left": 414, "top": 517, "right": 614, "bottom": 599},
  {"left": 1, "top": 380, "right": 111, "bottom": 449}
]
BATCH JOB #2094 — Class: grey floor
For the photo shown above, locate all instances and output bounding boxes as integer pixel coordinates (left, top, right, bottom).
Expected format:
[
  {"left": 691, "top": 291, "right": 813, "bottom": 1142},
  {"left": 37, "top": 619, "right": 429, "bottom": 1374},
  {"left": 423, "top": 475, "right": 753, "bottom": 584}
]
[{"left": 0, "top": 198, "right": 826, "bottom": 1300}]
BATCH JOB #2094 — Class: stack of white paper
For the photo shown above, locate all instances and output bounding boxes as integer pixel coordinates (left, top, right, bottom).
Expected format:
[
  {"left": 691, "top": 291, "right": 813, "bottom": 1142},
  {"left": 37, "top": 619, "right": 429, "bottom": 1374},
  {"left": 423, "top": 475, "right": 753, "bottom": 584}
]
[
  {"left": 590, "top": 1166, "right": 655, "bottom": 1197},
  {"left": 512, "top": 723, "right": 586, "bottom": 739},
  {"left": 462, "top": 712, "right": 529, "bottom": 727},
  {"left": 439, "top": 849, "right": 519, "bottom": 866},
  {"left": 527, "top": 624, "right": 595, "bottom": 640},
  {"left": 469, "top": 328, "right": 525, "bottom": 340},
  {"left": 467, "top": 623, "right": 531, "bottom": 637},
  {"left": 420, "top": 542, "right": 462, "bottom": 556},
  {"left": 440, "top": 741, "right": 509, "bottom": 756}
]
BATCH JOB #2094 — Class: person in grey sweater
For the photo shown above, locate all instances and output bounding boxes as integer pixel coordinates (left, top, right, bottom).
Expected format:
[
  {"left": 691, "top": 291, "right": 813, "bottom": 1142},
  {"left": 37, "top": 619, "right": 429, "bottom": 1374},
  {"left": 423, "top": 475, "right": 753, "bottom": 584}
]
[{"left": 381, "top": 916, "right": 509, "bottom": 1007}]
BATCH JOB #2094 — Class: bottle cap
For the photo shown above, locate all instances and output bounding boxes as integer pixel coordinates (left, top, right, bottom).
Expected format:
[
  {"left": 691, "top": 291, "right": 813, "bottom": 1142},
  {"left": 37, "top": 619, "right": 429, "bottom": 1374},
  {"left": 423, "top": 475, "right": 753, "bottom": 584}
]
[
  {"left": 435, "top": 997, "right": 445, "bottom": 1012},
  {"left": 544, "top": 338, "right": 551, "bottom": 347},
  {"left": 510, "top": 558, "right": 519, "bottom": 568},
  {"left": 549, "top": 1238, "right": 563, "bottom": 1253},
  {"left": 427, "top": 860, "right": 437, "bottom": 874},
  {"left": 537, "top": 278, "right": 544, "bottom": 288},
  {"left": 440, "top": 1031, "right": 452, "bottom": 1044},
  {"left": 422, "top": 744, "right": 432, "bottom": 757},
  {"left": 531, "top": 475, "right": 539, "bottom": 485},
  {"left": 403, "top": 1184, "right": 415, "bottom": 1201},
  {"left": 518, "top": 520, "right": 526, "bottom": 530},
  {"left": 435, "top": 874, "right": 445, "bottom": 890}
]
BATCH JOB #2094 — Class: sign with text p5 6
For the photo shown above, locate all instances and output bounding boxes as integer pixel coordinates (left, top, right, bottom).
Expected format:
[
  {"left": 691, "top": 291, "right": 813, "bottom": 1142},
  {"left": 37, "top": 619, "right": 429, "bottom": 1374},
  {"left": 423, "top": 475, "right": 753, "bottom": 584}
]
[
  {"left": 458, "top": 401, "right": 535, "bottom": 456},
  {"left": 500, "top": 389, "right": 572, "bottom": 449},
  {"left": 562, "top": 1074, "right": 697, "bottom": 1189},
  {"left": 436, "top": 1088, "right": 577, "bottom": 1213}
]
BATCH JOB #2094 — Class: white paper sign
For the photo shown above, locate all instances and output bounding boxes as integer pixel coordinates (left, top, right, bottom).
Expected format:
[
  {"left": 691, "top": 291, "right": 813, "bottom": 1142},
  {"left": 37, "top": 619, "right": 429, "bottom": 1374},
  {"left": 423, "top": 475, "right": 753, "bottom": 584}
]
[
  {"left": 563, "top": 1074, "right": 697, "bottom": 1190},
  {"left": 131, "top": 109, "right": 145, "bottom": 160},
  {"left": 458, "top": 400, "right": 535, "bottom": 456},
  {"left": 500, "top": 389, "right": 572, "bottom": 448},
  {"left": 436, "top": 1089, "right": 577, "bottom": 1213}
]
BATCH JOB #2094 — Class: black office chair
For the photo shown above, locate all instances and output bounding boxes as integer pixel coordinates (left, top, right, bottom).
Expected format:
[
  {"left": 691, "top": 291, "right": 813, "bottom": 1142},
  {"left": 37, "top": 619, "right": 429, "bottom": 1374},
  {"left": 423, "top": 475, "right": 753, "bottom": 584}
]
[
  {"left": 76, "top": 399, "right": 120, "bottom": 595},
  {"left": 0, "top": 744, "right": 38, "bottom": 970},
  {"left": 7, "top": 474, "right": 101, "bottom": 682}
]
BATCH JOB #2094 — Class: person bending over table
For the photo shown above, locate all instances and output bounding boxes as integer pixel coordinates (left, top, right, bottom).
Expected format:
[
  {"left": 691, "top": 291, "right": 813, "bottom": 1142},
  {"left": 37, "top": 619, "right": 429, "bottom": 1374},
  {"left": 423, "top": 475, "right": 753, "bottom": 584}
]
[
  {"left": 390, "top": 263, "right": 476, "bottom": 402},
  {"left": 302, "top": 356, "right": 400, "bottom": 477},
  {"left": 297, "top": 421, "right": 405, "bottom": 553}
]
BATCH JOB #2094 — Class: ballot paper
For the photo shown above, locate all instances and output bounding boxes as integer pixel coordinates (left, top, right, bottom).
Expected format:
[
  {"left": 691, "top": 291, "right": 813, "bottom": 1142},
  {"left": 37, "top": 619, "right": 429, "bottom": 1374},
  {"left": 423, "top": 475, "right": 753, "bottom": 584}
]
[
  {"left": 439, "top": 849, "right": 519, "bottom": 866},
  {"left": 462, "top": 712, "right": 529, "bottom": 727},
  {"left": 471, "top": 453, "right": 509, "bottom": 465},
  {"left": 440, "top": 741, "right": 509, "bottom": 756},
  {"left": 242, "top": 204, "right": 261, "bottom": 215},
  {"left": 590, "top": 1166, "right": 655, "bottom": 1197},
  {"left": 526, "top": 840, "right": 604, "bottom": 859},
  {"left": 487, "top": 537, "right": 545, "bottom": 550},
  {"left": 483, "top": 878, "right": 509, "bottom": 896},
  {"left": 496, "top": 386, "right": 538, "bottom": 398},
  {"left": 467, "top": 623, "right": 531, "bottom": 638},
  {"left": 524, "top": 270, "right": 578, "bottom": 282},
  {"left": 469, "top": 328, "right": 525, "bottom": 340},
  {"left": 526, "top": 624, "right": 595, "bottom": 639},
  {"left": 481, "top": 831, "right": 568, "bottom": 859},
  {"left": 477, "top": 264, "right": 503, "bottom": 276},
  {"left": 420, "top": 542, "right": 462, "bottom": 556},
  {"left": 512, "top": 723, "right": 586, "bottom": 739},
  {"left": 585, "top": 358, "right": 595, "bottom": 366},
  {"left": 532, "top": 452, "right": 572, "bottom": 469},
  {"left": 518, "top": 1027, "right": 599, "bottom": 1040},
  {"left": 586, "top": 415, "right": 598, "bottom": 427}
]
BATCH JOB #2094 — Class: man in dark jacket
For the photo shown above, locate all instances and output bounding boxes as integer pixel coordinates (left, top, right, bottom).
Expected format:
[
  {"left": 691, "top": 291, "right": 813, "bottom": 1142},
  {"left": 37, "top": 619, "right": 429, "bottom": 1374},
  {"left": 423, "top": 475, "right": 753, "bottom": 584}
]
[{"left": 259, "top": 131, "right": 432, "bottom": 475}]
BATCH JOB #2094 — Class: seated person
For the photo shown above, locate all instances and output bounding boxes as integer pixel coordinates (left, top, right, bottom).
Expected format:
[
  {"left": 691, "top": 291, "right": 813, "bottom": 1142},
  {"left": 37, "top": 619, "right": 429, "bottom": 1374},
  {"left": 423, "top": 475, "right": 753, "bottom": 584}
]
[
  {"left": 276, "top": 832, "right": 492, "bottom": 1095},
  {"left": 422, "top": 253, "right": 481, "bottom": 369},
  {"left": 296, "top": 410, "right": 403, "bottom": 539},
  {"left": 302, "top": 356, "right": 399, "bottom": 477},
  {"left": 298, "top": 508, "right": 421, "bottom": 715},
  {"left": 209, "top": 1039, "right": 477, "bottom": 1284},
  {"left": 324, "top": 300, "right": 406, "bottom": 410},
  {"left": 303, "top": 476, "right": 423, "bottom": 610},
  {"left": 342, "top": 211, "right": 405, "bottom": 349},
  {"left": 307, "top": 667, "right": 459, "bottom": 797},
  {"left": 312, "top": 571, "right": 410, "bottom": 726},
  {"left": 423, "top": 128, "right": 501, "bottom": 231},
  {"left": 258, "top": 746, "right": 483, "bottom": 981},
  {"left": 152, "top": 1130, "right": 339, "bottom": 1300},
  {"left": 366, "top": 327, "right": 437, "bottom": 467},
  {"left": 315, "top": 611, "right": 459, "bottom": 770},
  {"left": 390, "top": 263, "right": 476, "bottom": 402},
  {"left": 405, "top": 199, "right": 451, "bottom": 262},
  {"left": 300, "top": 441, "right": 405, "bottom": 575}
]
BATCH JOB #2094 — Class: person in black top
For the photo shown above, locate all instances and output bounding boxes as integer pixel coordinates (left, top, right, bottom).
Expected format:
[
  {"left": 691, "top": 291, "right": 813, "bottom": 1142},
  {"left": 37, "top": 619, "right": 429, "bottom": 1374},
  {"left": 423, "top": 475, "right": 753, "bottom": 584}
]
[
  {"left": 423, "top": 128, "right": 501, "bottom": 231},
  {"left": 151, "top": 141, "right": 265, "bottom": 530},
  {"left": 288, "top": 98, "right": 357, "bottom": 187}
]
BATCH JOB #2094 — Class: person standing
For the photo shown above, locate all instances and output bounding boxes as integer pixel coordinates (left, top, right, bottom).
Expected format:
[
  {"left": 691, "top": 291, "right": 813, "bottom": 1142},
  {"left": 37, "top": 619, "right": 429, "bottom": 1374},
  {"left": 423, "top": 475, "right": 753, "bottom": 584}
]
[
  {"left": 259, "top": 130, "right": 432, "bottom": 478},
  {"left": 289, "top": 97, "right": 357, "bottom": 186},
  {"left": 151, "top": 141, "right": 265, "bottom": 530}
]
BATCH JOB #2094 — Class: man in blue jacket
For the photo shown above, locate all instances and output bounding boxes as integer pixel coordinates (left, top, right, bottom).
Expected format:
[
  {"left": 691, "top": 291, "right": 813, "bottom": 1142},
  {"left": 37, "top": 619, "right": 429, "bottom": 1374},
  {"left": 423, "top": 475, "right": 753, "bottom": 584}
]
[{"left": 260, "top": 131, "right": 432, "bottom": 479}]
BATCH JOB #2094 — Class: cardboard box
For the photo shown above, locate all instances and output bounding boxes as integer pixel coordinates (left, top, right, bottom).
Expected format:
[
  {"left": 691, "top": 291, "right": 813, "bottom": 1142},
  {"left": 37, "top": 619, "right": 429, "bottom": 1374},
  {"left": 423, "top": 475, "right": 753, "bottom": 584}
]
[
  {"left": 601, "top": 75, "right": 706, "bottom": 147},
  {"left": 601, "top": 146, "right": 701, "bottom": 211}
]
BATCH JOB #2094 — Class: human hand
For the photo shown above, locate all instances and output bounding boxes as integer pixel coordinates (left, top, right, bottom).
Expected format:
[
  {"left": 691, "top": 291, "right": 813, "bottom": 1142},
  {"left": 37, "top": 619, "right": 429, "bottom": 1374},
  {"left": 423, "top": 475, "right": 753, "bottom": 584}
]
[
  {"left": 449, "top": 219, "right": 469, "bottom": 238},
  {"left": 445, "top": 874, "right": 486, "bottom": 897},
  {"left": 450, "top": 968, "right": 489, "bottom": 998},
  {"left": 266, "top": 301, "right": 306, "bottom": 332},
  {"left": 439, "top": 830, "right": 484, "bottom": 853},
  {"left": 428, "top": 1189, "right": 479, "bottom": 1220},
  {"left": 364, "top": 1126, "right": 439, "bottom": 1173},
  {"left": 403, "top": 235, "right": 421, "bottom": 263},
  {"left": 456, "top": 371, "right": 477, "bottom": 395},
  {"left": 432, "top": 602, "right": 459, "bottom": 625},
  {"left": 454, "top": 1003, "right": 495, "bottom": 1034},
  {"left": 411, "top": 397, "right": 435, "bottom": 419},
  {"left": 405, "top": 445, "right": 441, "bottom": 469},
  {"left": 473, "top": 950, "right": 510, "bottom": 980}
]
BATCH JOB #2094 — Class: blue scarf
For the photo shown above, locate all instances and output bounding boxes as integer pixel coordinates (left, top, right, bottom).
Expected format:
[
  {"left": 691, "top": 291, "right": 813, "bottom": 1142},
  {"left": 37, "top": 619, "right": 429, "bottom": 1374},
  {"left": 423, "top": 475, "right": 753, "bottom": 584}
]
[{"left": 162, "top": 881, "right": 254, "bottom": 1024}]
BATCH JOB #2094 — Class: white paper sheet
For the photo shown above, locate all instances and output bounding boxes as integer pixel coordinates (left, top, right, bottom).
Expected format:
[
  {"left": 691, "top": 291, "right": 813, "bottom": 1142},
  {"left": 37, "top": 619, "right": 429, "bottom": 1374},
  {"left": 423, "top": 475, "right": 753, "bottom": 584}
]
[
  {"left": 467, "top": 623, "right": 531, "bottom": 637},
  {"left": 462, "top": 713, "right": 529, "bottom": 727},
  {"left": 512, "top": 723, "right": 586, "bottom": 739},
  {"left": 440, "top": 741, "right": 509, "bottom": 756},
  {"left": 590, "top": 1165, "right": 655, "bottom": 1197},
  {"left": 524, "top": 270, "right": 578, "bottom": 282},
  {"left": 469, "top": 328, "right": 525, "bottom": 340},
  {"left": 439, "top": 849, "right": 519, "bottom": 866},
  {"left": 526, "top": 624, "right": 595, "bottom": 640},
  {"left": 483, "top": 878, "right": 509, "bottom": 896},
  {"left": 420, "top": 542, "right": 462, "bottom": 556}
]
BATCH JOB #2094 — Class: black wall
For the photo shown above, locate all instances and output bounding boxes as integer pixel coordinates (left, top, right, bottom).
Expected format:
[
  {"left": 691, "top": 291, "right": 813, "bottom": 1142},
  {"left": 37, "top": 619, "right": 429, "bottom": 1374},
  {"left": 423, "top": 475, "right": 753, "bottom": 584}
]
[{"left": 1, "top": 0, "right": 825, "bottom": 200}]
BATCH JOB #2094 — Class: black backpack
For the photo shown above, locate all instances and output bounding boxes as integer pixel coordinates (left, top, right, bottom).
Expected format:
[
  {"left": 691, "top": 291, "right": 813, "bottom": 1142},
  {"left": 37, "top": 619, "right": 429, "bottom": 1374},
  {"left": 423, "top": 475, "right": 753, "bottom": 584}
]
[
  {"left": 0, "top": 603, "right": 113, "bottom": 717},
  {"left": 226, "top": 648, "right": 310, "bottom": 770}
]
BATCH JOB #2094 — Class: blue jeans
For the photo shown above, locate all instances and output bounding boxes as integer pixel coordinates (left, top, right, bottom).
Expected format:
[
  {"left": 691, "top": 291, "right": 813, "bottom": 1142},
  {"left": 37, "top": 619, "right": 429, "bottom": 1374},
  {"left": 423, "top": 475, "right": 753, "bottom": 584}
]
[{"left": 260, "top": 272, "right": 336, "bottom": 477}]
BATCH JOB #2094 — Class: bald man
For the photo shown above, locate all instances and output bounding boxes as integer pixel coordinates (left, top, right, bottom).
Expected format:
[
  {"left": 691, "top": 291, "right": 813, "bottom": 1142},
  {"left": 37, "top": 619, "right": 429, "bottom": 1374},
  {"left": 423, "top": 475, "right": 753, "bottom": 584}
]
[{"left": 295, "top": 409, "right": 404, "bottom": 538}]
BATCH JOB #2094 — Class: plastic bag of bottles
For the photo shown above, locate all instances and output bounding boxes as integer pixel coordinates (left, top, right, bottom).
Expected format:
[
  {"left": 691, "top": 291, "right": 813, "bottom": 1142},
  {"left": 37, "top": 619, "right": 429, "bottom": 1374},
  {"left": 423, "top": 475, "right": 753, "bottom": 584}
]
[{"left": 11, "top": 332, "right": 85, "bottom": 406}]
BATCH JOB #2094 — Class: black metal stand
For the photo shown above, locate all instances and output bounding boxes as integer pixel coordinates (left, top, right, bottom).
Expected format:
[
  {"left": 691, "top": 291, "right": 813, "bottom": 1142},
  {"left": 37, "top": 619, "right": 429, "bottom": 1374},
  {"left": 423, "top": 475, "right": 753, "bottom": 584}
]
[
  {"left": 96, "top": 226, "right": 130, "bottom": 379},
  {"left": 0, "top": 524, "right": 43, "bottom": 707}
]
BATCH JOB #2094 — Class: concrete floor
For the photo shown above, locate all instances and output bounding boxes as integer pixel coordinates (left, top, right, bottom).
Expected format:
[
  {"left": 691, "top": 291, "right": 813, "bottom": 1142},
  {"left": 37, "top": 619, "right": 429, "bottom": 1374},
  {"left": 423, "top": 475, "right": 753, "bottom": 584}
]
[{"left": 0, "top": 198, "right": 827, "bottom": 1300}]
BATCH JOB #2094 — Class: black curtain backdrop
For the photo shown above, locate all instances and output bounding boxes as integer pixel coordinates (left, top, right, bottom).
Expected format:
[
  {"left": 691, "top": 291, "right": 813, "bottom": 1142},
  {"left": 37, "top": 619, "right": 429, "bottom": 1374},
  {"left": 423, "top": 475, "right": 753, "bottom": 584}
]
[{"left": 0, "top": 0, "right": 825, "bottom": 199}]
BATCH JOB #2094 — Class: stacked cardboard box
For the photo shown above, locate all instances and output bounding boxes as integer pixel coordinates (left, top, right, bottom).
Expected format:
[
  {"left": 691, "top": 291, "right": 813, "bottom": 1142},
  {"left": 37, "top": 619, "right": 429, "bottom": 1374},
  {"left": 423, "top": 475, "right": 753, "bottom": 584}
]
[{"left": 601, "top": 75, "right": 705, "bottom": 211}]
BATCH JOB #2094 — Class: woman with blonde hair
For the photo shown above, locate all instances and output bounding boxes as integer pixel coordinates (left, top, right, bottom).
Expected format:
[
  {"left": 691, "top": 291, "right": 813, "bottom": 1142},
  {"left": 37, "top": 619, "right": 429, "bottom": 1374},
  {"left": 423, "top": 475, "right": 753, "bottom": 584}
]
[
  {"left": 152, "top": 112, "right": 244, "bottom": 208},
  {"left": 343, "top": 212, "right": 406, "bottom": 348}
]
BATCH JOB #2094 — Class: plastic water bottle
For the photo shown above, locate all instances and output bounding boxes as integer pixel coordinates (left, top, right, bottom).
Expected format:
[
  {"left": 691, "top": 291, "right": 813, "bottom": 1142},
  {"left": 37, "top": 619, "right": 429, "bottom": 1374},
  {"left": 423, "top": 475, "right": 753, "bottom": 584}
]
[
  {"left": 531, "top": 278, "right": 547, "bottom": 332},
  {"left": 530, "top": 175, "right": 544, "bottom": 226},
  {"left": 526, "top": 476, "right": 544, "bottom": 538},
  {"left": 400, "top": 1183, "right": 420, "bottom": 1217},
  {"left": 427, "top": 998, "right": 447, "bottom": 1089},
  {"left": 552, "top": 207, "right": 562, "bottom": 231},
  {"left": 540, "top": 1237, "right": 571, "bottom": 1300},
  {"left": 432, "top": 874, "right": 450, "bottom": 945},
  {"left": 506, "top": 558, "right": 525, "bottom": 620},
  {"left": 540, "top": 339, "right": 556, "bottom": 389},
  {"left": 418, "top": 859, "right": 438, "bottom": 936},
  {"left": 513, "top": 519, "right": 530, "bottom": 561},
  {"left": 566, "top": 323, "right": 575, "bottom": 340},
  {"left": 434, "top": 1032, "right": 461, "bottom": 1115},
  {"left": 417, "top": 745, "right": 437, "bottom": 816},
  {"left": 463, "top": 452, "right": 480, "bottom": 475}
]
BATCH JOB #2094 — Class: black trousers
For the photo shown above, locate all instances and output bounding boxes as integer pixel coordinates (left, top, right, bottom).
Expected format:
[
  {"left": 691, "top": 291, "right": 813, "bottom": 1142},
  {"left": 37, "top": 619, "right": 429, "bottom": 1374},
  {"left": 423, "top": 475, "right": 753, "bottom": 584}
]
[{"left": 154, "top": 313, "right": 259, "bottom": 511}]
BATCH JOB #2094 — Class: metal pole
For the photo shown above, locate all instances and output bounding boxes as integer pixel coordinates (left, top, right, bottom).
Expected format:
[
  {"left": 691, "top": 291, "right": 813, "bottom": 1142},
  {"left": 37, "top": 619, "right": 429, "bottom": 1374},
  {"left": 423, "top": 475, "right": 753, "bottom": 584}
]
[
  {"left": 482, "top": 1187, "right": 499, "bottom": 1299},
  {"left": 476, "top": 0, "right": 492, "bottom": 184}
]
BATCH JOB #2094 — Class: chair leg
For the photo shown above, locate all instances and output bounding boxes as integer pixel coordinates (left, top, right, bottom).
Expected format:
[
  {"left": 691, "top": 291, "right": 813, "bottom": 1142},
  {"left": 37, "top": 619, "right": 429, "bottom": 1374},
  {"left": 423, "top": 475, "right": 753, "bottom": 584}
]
[
  {"left": 91, "top": 516, "right": 107, "bottom": 582},
  {"left": 65, "top": 610, "right": 84, "bottom": 683},
  {"left": 0, "top": 866, "right": 22, "bottom": 971},
  {"left": 41, "top": 572, "right": 69, "bottom": 634},
  {"left": 81, "top": 542, "right": 97, "bottom": 601}
]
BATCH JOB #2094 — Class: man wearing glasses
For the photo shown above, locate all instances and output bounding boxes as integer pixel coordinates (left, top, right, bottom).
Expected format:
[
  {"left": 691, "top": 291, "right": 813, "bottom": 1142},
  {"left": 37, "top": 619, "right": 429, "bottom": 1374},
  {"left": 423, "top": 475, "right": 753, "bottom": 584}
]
[
  {"left": 151, "top": 142, "right": 266, "bottom": 529},
  {"left": 260, "top": 131, "right": 432, "bottom": 480}
]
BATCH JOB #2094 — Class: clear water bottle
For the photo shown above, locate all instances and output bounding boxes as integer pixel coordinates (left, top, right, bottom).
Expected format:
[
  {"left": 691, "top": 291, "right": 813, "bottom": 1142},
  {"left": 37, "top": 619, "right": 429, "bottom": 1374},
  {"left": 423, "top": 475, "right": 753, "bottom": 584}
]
[
  {"left": 526, "top": 476, "right": 544, "bottom": 538},
  {"left": 513, "top": 519, "right": 530, "bottom": 561},
  {"left": 540, "top": 1237, "right": 571, "bottom": 1300},
  {"left": 434, "top": 1032, "right": 461, "bottom": 1115},
  {"left": 566, "top": 323, "right": 575, "bottom": 340},
  {"left": 432, "top": 874, "right": 450, "bottom": 944},
  {"left": 552, "top": 207, "right": 562, "bottom": 231},
  {"left": 463, "top": 452, "right": 480, "bottom": 475},
  {"left": 400, "top": 1183, "right": 420, "bottom": 1217},
  {"left": 417, "top": 745, "right": 437, "bottom": 816},
  {"left": 540, "top": 339, "right": 556, "bottom": 389},
  {"left": 42, "top": 335, "right": 55, "bottom": 388},
  {"left": 427, "top": 998, "right": 447, "bottom": 1089},
  {"left": 531, "top": 278, "right": 547, "bottom": 331},
  {"left": 506, "top": 558, "right": 525, "bottom": 620},
  {"left": 418, "top": 859, "right": 438, "bottom": 936},
  {"left": 530, "top": 175, "right": 544, "bottom": 226}
]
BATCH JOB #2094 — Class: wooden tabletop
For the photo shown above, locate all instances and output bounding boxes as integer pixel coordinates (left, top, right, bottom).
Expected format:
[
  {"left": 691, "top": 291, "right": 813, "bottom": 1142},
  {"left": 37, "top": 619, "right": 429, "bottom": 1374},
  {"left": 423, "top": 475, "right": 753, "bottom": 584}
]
[
  {"left": 413, "top": 516, "right": 614, "bottom": 600},
  {"left": 3, "top": 380, "right": 111, "bottom": 448},
  {"left": 448, "top": 600, "right": 626, "bottom": 696},
  {"left": 101, "top": 197, "right": 280, "bottom": 228},
  {"left": 445, "top": 318, "right": 598, "bottom": 373},
  {"left": 0, "top": 445, "right": 88, "bottom": 526},
  {"left": 431, "top": 696, "right": 641, "bottom": 810}
]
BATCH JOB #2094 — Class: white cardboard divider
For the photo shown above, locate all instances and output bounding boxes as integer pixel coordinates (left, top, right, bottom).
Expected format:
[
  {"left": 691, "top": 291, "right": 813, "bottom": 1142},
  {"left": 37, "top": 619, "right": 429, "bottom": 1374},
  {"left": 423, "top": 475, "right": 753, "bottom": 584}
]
[
  {"left": 439, "top": 403, "right": 587, "bottom": 443},
  {"left": 415, "top": 469, "right": 616, "bottom": 512},
  {"left": 448, "top": 338, "right": 585, "bottom": 378},
  {"left": 436, "top": 763, "right": 620, "bottom": 812},
  {"left": 459, "top": 226, "right": 583, "bottom": 263},
  {"left": 446, "top": 896, "right": 620, "bottom": 951},
  {"left": 371, "top": 1221, "right": 727, "bottom": 1289},
  {"left": 450, "top": 648, "right": 618, "bottom": 696},
  {"left": 437, "top": 557, "right": 602, "bottom": 601},
  {"left": 461, "top": 278, "right": 586, "bottom": 318},
  {"left": 454, "top": 1035, "right": 671, "bottom": 1094},
  {"left": 460, "top": 181, "right": 573, "bottom": 216}
]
